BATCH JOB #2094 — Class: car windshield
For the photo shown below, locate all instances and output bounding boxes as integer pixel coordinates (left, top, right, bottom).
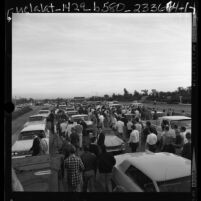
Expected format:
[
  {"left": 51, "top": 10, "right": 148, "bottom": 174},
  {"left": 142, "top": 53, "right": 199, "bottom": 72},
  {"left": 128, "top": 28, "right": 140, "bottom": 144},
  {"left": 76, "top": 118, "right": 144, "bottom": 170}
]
[
  {"left": 39, "top": 111, "right": 49, "bottom": 114},
  {"left": 66, "top": 108, "right": 74, "bottom": 111},
  {"left": 170, "top": 120, "right": 191, "bottom": 129},
  {"left": 157, "top": 176, "right": 191, "bottom": 192},
  {"left": 29, "top": 116, "right": 45, "bottom": 121},
  {"left": 125, "top": 165, "right": 156, "bottom": 192},
  {"left": 59, "top": 106, "right": 66, "bottom": 110},
  {"left": 19, "top": 130, "right": 45, "bottom": 140},
  {"left": 73, "top": 116, "right": 88, "bottom": 121}
]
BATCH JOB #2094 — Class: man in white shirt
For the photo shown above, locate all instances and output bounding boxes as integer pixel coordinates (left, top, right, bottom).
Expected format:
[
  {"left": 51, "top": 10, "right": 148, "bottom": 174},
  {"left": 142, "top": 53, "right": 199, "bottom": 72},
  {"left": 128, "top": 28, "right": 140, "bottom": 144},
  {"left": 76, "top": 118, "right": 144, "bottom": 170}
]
[
  {"left": 135, "top": 109, "right": 141, "bottom": 119},
  {"left": 115, "top": 118, "right": 124, "bottom": 138},
  {"left": 98, "top": 114, "right": 105, "bottom": 129},
  {"left": 180, "top": 126, "right": 187, "bottom": 144},
  {"left": 60, "top": 120, "right": 68, "bottom": 137},
  {"left": 65, "top": 120, "right": 75, "bottom": 139},
  {"left": 135, "top": 118, "right": 142, "bottom": 150},
  {"left": 145, "top": 133, "right": 157, "bottom": 152},
  {"left": 128, "top": 125, "right": 139, "bottom": 152},
  {"left": 126, "top": 119, "right": 133, "bottom": 138}
]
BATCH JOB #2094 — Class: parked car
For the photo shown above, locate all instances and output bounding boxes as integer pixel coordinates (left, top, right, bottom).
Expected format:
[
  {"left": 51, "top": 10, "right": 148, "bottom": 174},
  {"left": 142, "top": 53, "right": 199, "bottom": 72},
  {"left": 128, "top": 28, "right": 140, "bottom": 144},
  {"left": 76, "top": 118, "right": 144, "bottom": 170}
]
[
  {"left": 38, "top": 109, "right": 51, "bottom": 116},
  {"left": 151, "top": 111, "right": 165, "bottom": 118},
  {"left": 23, "top": 114, "right": 48, "bottom": 127},
  {"left": 111, "top": 152, "right": 191, "bottom": 192},
  {"left": 153, "top": 116, "right": 191, "bottom": 134},
  {"left": 12, "top": 123, "right": 49, "bottom": 158},
  {"left": 103, "top": 128, "right": 126, "bottom": 154},
  {"left": 59, "top": 105, "right": 67, "bottom": 111},
  {"left": 131, "top": 102, "right": 143, "bottom": 108},
  {"left": 65, "top": 110, "right": 78, "bottom": 117},
  {"left": 71, "top": 114, "right": 94, "bottom": 133}
]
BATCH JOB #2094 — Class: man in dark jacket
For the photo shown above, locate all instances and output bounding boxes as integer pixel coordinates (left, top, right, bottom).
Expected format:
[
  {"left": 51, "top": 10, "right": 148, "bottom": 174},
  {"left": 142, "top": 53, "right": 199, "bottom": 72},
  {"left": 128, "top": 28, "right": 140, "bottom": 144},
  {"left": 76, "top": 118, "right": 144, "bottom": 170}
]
[
  {"left": 29, "top": 135, "right": 41, "bottom": 156},
  {"left": 181, "top": 132, "right": 191, "bottom": 160},
  {"left": 70, "top": 127, "right": 79, "bottom": 154},
  {"left": 97, "top": 128, "right": 105, "bottom": 147},
  {"left": 81, "top": 145, "right": 97, "bottom": 192},
  {"left": 89, "top": 137, "right": 99, "bottom": 157},
  {"left": 48, "top": 110, "right": 55, "bottom": 134},
  {"left": 142, "top": 121, "right": 157, "bottom": 144},
  {"left": 97, "top": 145, "right": 116, "bottom": 192}
]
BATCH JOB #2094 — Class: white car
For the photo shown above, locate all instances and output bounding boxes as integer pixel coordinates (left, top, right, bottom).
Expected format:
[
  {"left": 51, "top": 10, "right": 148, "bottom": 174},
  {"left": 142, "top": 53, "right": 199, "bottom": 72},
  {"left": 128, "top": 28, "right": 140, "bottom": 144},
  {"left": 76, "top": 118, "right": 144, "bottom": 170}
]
[
  {"left": 65, "top": 110, "right": 78, "bottom": 117},
  {"left": 131, "top": 102, "right": 143, "bottom": 108},
  {"left": 71, "top": 114, "right": 93, "bottom": 132},
  {"left": 103, "top": 128, "right": 126, "bottom": 154},
  {"left": 59, "top": 105, "right": 67, "bottom": 111},
  {"left": 24, "top": 114, "right": 47, "bottom": 127},
  {"left": 12, "top": 123, "right": 49, "bottom": 158},
  {"left": 111, "top": 152, "right": 191, "bottom": 192},
  {"left": 153, "top": 116, "right": 191, "bottom": 134},
  {"left": 151, "top": 111, "right": 165, "bottom": 118},
  {"left": 38, "top": 109, "right": 51, "bottom": 116}
]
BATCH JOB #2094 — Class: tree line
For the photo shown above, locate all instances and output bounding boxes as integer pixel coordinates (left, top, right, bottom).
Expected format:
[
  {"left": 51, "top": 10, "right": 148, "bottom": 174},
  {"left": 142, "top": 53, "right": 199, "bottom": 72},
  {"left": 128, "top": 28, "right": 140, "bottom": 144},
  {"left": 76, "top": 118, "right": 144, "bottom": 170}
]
[
  {"left": 88, "top": 86, "right": 191, "bottom": 104},
  {"left": 12, "top": 86, "right": 191, "bottom": 105}
]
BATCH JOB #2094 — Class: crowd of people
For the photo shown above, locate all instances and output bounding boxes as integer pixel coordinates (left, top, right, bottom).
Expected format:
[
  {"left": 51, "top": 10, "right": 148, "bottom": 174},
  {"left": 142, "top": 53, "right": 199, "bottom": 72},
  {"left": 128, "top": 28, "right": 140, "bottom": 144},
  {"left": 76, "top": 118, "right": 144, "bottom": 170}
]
[{"left": 29, "top": 102, "right": 191, "bottom": 192}]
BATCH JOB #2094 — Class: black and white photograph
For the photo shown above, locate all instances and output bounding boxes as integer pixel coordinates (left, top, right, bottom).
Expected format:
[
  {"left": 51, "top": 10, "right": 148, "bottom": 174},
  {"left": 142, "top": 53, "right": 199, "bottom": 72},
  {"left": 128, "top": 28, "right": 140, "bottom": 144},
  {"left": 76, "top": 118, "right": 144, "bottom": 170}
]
[{"left": 10, "top": 12, "right": 193, "bottom": 193}]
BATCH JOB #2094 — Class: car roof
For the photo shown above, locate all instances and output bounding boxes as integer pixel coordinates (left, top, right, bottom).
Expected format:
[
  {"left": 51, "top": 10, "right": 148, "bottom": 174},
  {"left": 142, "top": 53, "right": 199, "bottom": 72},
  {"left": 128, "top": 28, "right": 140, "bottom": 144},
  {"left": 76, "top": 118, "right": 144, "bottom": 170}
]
[
  {"left": 115, "top": 152, "right": 191, "bottom": 182},
  {"left": 21, "top": 123, "right": 46, "bottom": 132},
  {"left": 29, "top": 114, "right": 48, "bottom": 118},
  {"left": 71, "top": 114, "right": 88, "bottom": 118},
  {"left": 160, "top": 116, "right": 191, "bottom": 121},
  {"left": 39, "top": 109, "right": 50, "bottom": 112}
]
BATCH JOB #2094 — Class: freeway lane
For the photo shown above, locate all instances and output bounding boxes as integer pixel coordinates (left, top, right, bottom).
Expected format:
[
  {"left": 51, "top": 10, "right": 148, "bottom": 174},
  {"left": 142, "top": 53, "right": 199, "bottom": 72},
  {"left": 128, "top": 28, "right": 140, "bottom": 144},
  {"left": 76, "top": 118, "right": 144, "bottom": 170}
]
[{"left": 12, "top": 106, "right": 44, "bottom": 145}]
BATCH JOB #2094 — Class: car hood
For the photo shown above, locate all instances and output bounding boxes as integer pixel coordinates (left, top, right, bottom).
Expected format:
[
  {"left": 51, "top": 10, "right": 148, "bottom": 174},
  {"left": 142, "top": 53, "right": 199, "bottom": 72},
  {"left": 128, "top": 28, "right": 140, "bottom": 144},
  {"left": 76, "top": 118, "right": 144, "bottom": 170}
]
[
  {"left": 105, "top": 135, "right": 124, "bottom": 147},
  {"left": 12, "top": 138, "right": 49, "bottom": 152},
  {"left": 12, "top": 140, "right": 33, "bottom": 152},
  {"left": 24, "top": 121, "right": 46, "bottom": 127}
]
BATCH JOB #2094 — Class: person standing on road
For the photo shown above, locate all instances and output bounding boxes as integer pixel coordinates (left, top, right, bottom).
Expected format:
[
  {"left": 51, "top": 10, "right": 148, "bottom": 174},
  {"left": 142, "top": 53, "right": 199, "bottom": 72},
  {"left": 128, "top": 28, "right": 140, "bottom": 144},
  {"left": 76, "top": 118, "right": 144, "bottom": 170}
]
[
  {"left": 29, "top": 135, "right": 41, "bottom": 156},
  {"left": 172, "top": 125, "right": 184, "bottom": 155},
  {"left": 128, "top": 125, "right": 140, "bottom": 152},
  {"left": 97, "top": 145, "right": 116, "bottom": 192},
  {"left": 142, "top": 121, "right": 157, "bottom": 146},
  {"left": 145, "top": 132, "right": 157, "bottom": 153},
  {"left": 65, "top": 120, "right": 74, "bottom": 139},
  {"left": 89, "top": 137, "right": 99, "bottom": 157},
  {"left": 79, "top": 119, "right": 88, "bottom": 137},
  {"left": 180, "top": 127, "right": 187, "bottom": 144},
  {"left": 61, "top": 136, "right": 74, "bottom": 159},
  {"left": 98, "top": 113, "right": 105, "bottom": 129},
  {"left": 153, "top": 110, "right": 158, "bottom": 120},
  {"left": 126, "top": 118, "right": 133, "bottom": 139},
  {"left": 64, "top": 146, "right": 85, "bottom": 192},
  {"left": 161, "top": 126, "right": 175, "bottom": 154},
  {"left": 135, "top": 118, "right": 142, "bottom": 150},
  {"left": 38, "top": 133, "right": 48, "bottom": 154},
  {"left": 75, "top": 121, "right": 83, "bottom": 151},
  {"left": 97, "top": 127, "right": 105, "bottom": 147},
  {"left": 81, "top": 145, "right": 97, "bottom": 192},
  {"left": 115, "top": 118, "right": 124, "bottom": 139},
  {"left": 70, "top": 127, "right": 80, "bottom": 155},
  {"left": 60, "top": 119, "right": 68, "bottom": 138},
  {"left": 181, "top": 132, "right": 191, "bottom": 160},
  {"left": 49, "top": 110, "right": 55, "bottom": 134}
]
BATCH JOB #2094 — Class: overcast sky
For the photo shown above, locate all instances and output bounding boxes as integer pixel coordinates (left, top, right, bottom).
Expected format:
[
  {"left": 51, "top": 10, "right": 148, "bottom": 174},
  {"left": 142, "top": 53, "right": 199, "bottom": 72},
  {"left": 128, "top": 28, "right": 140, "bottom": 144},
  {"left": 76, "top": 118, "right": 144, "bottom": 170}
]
[{"left": 12, "top": 13, "right": 191, "bottom": 99}]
